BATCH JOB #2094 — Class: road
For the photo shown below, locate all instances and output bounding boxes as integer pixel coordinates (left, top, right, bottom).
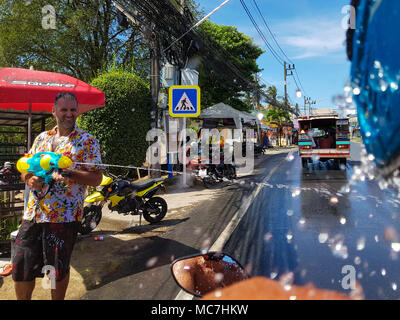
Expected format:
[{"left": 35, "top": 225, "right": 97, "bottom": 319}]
[
  {"left": 223, "top": 142, "right": 400, "bottom": 299},
  {"left": 58, "top": 141, "right": 400, "bottom": 300},
  {"left": 80, "top": 150, "right": 291, "bottom": 300}
]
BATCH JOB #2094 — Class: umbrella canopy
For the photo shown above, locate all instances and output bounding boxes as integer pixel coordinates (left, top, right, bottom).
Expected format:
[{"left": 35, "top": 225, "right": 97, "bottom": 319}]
[
  {"left": 0, "top": 67, "right": 105, "bottom": 114},
  {"left": 199, "top": 102, "right": 259, "bottom": 128}
]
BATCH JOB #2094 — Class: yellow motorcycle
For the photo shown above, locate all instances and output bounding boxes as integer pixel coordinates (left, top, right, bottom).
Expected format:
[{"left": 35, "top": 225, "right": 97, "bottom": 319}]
[{"left": 79, "top": 172, "right": 168, "bottom": 235}]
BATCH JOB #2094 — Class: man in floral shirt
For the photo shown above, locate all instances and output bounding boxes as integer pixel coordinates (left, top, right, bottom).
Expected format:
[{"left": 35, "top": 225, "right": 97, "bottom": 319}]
[{"left": 12, "top": 92, "right": 102, "bottom": 300}]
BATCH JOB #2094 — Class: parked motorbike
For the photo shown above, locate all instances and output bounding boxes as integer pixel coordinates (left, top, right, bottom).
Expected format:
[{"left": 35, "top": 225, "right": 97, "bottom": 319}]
[
  {"left": 79, "top": 171, "right": 168, "bottom": 235},
  {"left": 197, "top": 162, "right": 237, "bottom": 188},
  {"left": 0, "top": 162, "right": 16, "bottom": 186},
  {"left": 190, "top": 144, "right": 237, "bottom": 188}
]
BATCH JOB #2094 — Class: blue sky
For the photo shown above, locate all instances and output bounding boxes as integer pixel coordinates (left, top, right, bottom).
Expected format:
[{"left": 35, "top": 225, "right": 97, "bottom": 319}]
[{"left": 196, "top": 0, "right": 352, "bottom": 113}]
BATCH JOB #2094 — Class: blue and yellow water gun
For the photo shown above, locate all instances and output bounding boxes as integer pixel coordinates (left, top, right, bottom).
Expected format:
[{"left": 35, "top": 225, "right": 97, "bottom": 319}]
[{"left": 16, "top": 152, "right": 73, "bottom": 183}]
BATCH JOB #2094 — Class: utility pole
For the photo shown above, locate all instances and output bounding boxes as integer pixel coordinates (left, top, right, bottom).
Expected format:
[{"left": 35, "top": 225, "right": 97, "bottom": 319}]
[
  {"left": 284, "top": 62, "right": 295, "bottom": 107},
  {"left": 113, "top": 1, "right": 162, "bottom": 178},
  {"left": 254, "top": 72, "right": 260, "bottom": 110},
  {"left": 303, "top": 96, "right": 316, "bottom": 116},
  {"left": 309, "top": 99, "right": 316, "bottom": 115},
  {"left": 150, "top": 35, "right": 161, "bottom": 129}
]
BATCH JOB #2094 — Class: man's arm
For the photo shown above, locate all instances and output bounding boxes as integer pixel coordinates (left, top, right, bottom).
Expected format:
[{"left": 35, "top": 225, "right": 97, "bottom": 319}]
[{"left": 53, "top": 169, "right": 103, "bottom": 186}]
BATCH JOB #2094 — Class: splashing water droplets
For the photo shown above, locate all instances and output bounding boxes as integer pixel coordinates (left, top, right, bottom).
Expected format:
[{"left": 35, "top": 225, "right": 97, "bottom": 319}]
[
  {"left": 279, "top": 272, "right": 295, "bottom": 291},
  {"left": 357, "top": 237, "right": 366, "bottom": 251},
  {"left": 318, "top": 232, "right": 329, "bottom": 244},
  {"left": 353, "top": 86, "right": 361, "bottom": 95}
]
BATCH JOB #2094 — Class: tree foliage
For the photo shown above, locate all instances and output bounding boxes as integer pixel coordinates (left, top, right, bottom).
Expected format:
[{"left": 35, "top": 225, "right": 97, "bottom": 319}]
[
  {"left": 0, "top": 0, "right": 148, "bottom": 82},
  {"left": 197, "top": 20, "right": 264, "bottom": 112},
  {"left": 77, "top": 70, "right": 151, "bottom": 173},
  {"left": 263, "top": 105, "right": 292, "bottom": 146},
  {"left": 264, "top": 107, "right": 291, "bottom": 126}
]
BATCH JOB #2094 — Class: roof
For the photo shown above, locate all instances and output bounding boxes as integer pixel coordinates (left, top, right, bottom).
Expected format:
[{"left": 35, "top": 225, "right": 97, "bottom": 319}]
[
  {"left": 0, "top": 109, "right": 51, "bottom": 127},
  {"left": 199, "top": 102, "right": 259, "bottom": 124}
]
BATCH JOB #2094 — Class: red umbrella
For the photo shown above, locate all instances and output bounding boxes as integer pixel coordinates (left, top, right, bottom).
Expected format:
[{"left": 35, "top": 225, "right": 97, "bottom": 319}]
[
  {"left": 0, "top": 67, "right": 105, "bottom": 148},
  {"left": 0, "top": 67, "right": 105, "bottom": 114}
]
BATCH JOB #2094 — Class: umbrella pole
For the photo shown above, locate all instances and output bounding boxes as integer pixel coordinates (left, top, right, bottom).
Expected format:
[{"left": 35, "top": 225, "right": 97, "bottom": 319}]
[{"left": 27, "top": 103, "right": 32, "bottom": 151}]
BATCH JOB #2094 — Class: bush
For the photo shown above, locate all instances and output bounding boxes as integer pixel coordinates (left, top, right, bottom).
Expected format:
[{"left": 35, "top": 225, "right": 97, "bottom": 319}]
[{"left": 78, "top": 70, "right": 151, "bottom": 175}]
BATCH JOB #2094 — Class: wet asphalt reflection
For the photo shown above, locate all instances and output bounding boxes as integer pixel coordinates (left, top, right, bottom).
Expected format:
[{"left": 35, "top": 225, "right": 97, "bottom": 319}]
[{"left": 224, "top": 150, "right": 400, "bottom": 300}]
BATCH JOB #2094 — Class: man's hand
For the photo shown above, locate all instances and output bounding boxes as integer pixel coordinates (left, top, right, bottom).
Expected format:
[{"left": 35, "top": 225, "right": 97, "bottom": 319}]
[
  {"left": 24, "top": 174, "right": 43, "bottom": 190},
  {"left": 52, "top": 170, "right": 69, "bottom": 183}
]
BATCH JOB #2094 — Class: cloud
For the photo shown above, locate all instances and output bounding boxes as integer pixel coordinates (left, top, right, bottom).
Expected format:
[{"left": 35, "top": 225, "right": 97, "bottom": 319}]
[{"left": 273, "top": 17, "right": 347, "bottom": 59}]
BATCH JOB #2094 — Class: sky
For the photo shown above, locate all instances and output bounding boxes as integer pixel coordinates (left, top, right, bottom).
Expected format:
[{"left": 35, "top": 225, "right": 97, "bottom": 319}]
[{"left": 196, "top": 0, "right": 352, "bottom": 114}]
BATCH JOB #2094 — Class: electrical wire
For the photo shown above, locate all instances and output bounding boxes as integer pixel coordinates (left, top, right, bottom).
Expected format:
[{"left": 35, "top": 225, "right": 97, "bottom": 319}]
[
  {"left": 251, "top": 0, "right": 310, "bottom": 98},
  {"left": 239, "top": 0, "right": 284, "bottom": 67},
  {"left": 117, "top": 0, "right": 297, "bottom": 114},
  {"left": 251, "top": 0, "right": 290, "bottom": 63}
]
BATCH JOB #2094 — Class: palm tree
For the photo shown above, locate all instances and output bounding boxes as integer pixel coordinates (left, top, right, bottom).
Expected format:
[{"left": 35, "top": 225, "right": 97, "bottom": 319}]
[{"left": 265, "top": 108, "right": 291, "bottom": 146}]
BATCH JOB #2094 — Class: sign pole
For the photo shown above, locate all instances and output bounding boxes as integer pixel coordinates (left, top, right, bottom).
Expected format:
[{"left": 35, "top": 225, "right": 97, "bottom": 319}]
[
  {"left": 169, "top": 84, "right": 201, "bottom": 188},
  {"left": 183, "top": 117, "right": 187, "bottom": 186}
]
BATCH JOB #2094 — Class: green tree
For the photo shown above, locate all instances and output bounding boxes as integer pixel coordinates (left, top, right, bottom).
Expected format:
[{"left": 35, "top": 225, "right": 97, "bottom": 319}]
[
  {"left": 197, "top": 20, "right": 264, "bottom": 111},
  {"left": 0, "top": 0, "right": 147, "bottom": 82},
  {"left": 77, "top": 70, "right": 151, "bottom": 173},
  {"left": 264, "top": 107, "right": 292, "bottom": 146}
]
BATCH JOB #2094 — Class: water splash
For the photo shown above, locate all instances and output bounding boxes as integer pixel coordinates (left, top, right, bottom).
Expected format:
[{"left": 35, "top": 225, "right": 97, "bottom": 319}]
[{"left": 328, "top": 234, "right": 348, "bottom": 259}]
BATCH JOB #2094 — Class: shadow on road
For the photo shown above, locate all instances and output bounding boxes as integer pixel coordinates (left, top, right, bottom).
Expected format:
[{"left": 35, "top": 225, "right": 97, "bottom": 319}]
[{"left": 72, "top": 218, "right": 196, "bottom": 292}]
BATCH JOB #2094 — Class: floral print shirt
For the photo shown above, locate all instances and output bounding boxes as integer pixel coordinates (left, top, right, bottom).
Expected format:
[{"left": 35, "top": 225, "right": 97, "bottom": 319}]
[{"left": 24, "top": 125, "right": 102, "bottom": 223}]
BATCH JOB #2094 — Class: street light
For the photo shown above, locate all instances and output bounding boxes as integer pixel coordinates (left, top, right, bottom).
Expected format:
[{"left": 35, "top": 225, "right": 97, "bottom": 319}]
[
  {"left": 257, "top": 112, "right": 264, "bottom": 121},
  {"left": 296, "top": 89, "right": 302, "bottom": 98}
]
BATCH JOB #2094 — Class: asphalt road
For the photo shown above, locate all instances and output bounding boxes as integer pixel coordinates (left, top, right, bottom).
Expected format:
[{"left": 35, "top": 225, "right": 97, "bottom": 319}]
[
  {"left": 81, "top": 151, "right": 290, "bottom": 300},
  {"left": 81, "top": 142, "right": 400, "bottom": 300},
  {"left": 223, "top": 142, "right": 400, "bottom": 300}
]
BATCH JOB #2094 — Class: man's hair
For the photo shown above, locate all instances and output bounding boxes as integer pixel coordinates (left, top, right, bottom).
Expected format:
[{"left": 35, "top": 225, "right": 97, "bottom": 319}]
[{"left": 54, "top": 92, "right": 78, "bottom": 110}]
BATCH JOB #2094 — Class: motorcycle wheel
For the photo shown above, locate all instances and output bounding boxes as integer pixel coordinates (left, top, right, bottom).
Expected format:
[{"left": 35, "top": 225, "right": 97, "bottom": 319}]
[
  {"left": 142, "top": 197, "right": 167, "bottom": 224},
  {"left": 203, "top": 175, "right": 219, "bottom": 188},
  {"left": 79, "top": 205, "right": 102, "bottom": 235},
  {"left": 225, "top": 165, "right": 237, "bottom": 180}
]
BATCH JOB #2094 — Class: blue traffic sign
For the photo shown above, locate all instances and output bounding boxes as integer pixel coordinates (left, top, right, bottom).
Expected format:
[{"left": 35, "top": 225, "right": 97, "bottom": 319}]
[{"left": 169, "top": 85, "right": 201, "bottom": 117}]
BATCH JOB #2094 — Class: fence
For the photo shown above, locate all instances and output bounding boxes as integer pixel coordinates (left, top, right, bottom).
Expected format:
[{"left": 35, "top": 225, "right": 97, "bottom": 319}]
[{"left": 0, "top": 181, "right": 24, "bottom": 253}]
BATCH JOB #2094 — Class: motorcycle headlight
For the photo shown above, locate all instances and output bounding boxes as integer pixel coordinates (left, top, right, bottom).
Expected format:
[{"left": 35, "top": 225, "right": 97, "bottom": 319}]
[{"left": 96, "top": 185, "right": 104, "bottom": 192}]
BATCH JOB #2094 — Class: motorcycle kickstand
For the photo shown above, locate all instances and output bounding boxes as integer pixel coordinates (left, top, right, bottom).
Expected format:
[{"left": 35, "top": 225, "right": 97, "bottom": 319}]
[{"left": 139, "top": 214, "right": 142, "bottom": 226}]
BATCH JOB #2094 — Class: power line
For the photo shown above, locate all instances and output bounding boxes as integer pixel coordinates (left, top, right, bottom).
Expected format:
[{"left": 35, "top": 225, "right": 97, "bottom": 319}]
[
  {"left": 251, "top": 0, "right": 309, "bottom": 98},
  {"left": 251, "top": 0, "right": 289, "bottom": 63},
  {"left": 239, "top": 0, "right": 284, "bottom": 67},
  {"left": 294, "top": 68, "right": 308, "bottom": 97},
  {"left": 163, "top": 0, "right": 233, "bottom": 53}
]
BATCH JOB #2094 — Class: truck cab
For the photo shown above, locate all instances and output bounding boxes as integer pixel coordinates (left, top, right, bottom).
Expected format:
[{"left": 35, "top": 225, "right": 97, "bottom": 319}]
[{"left": 297, "top": 113, "right": 350, "bottom": 169}]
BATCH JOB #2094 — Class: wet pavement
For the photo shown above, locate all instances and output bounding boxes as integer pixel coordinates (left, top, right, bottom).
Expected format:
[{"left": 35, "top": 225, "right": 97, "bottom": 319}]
[{"left": 224, "top": 142, "right": 400, "bottom": 299}]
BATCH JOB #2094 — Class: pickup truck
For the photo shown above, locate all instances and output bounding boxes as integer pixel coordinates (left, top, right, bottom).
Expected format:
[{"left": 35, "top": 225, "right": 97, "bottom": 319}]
[{"left": 297, "top": 114, "right": 350, "bottom": 169}]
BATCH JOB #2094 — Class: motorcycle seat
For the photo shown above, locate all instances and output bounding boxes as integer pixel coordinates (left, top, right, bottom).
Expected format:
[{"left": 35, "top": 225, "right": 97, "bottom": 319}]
[{"left": 131, "top": 178, "right": 164, "bottom": 191}]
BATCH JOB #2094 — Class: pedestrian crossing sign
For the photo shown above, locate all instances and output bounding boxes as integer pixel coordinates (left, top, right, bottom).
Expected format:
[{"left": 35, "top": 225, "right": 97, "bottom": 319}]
[{"left": 169, "top": 85, "right": 201, "bottom": 118}]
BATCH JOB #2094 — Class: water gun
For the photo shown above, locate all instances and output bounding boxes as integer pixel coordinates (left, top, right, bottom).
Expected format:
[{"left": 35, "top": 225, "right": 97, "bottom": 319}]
[{"left": 16, "top": 152, "right": 73, "bottom": 183}]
